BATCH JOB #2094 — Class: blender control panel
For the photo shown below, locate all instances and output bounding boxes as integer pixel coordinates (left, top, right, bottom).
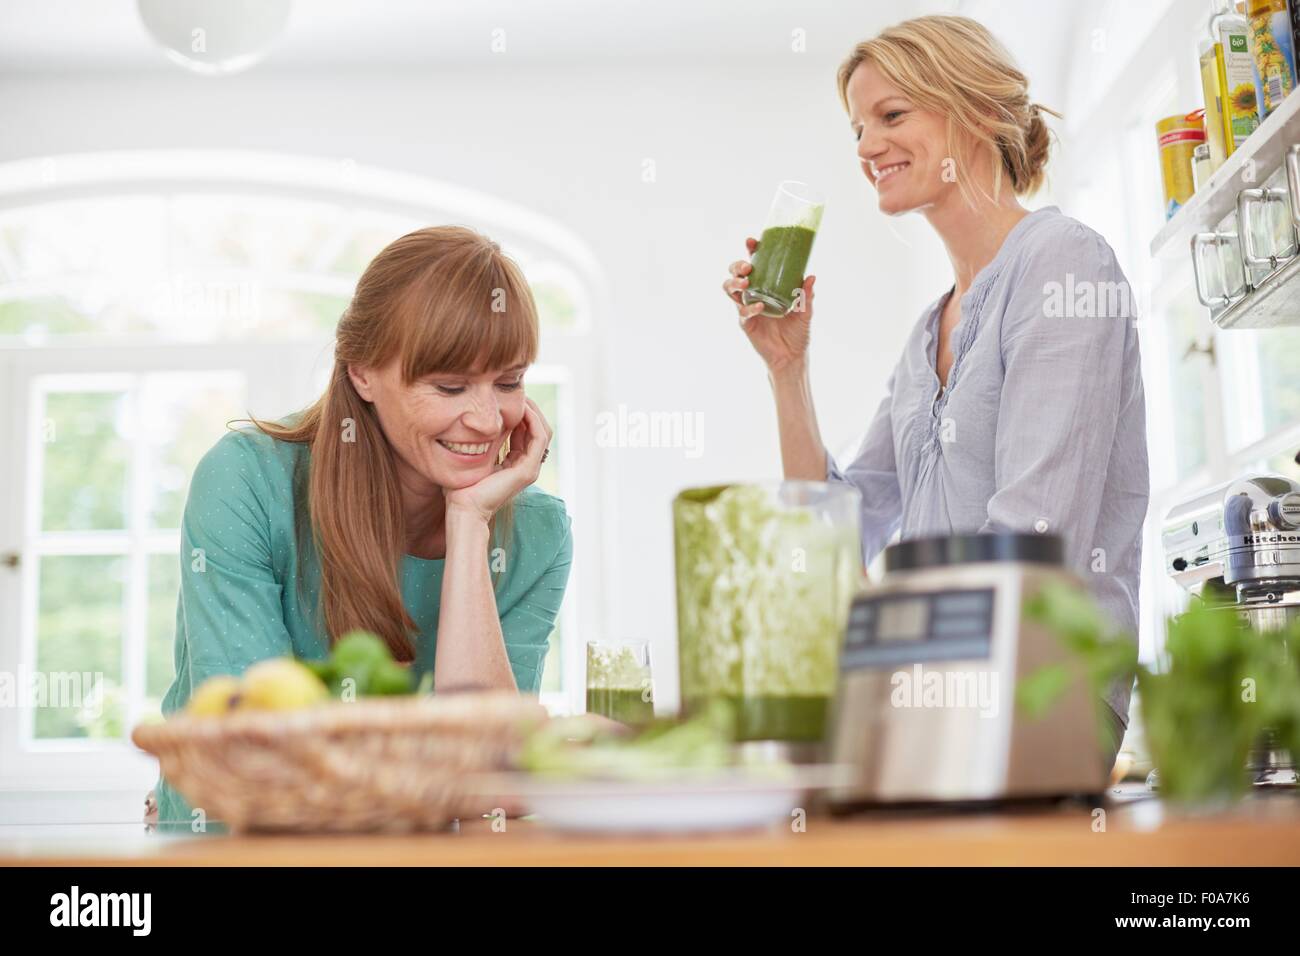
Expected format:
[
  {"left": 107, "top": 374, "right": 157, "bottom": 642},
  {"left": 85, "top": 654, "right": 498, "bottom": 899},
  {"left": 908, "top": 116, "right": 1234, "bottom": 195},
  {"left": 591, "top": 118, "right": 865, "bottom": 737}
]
[{"left": 840, "top": 588, "right": 995, "bottom": 669}]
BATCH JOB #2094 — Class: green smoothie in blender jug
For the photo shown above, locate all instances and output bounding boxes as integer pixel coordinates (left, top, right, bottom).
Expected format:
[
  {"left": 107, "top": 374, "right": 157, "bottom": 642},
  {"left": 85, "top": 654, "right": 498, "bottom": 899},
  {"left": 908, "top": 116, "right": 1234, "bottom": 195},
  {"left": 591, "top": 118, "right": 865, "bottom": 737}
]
[{"left": 672, "top": 482, "right": 862, "bottom": 743}]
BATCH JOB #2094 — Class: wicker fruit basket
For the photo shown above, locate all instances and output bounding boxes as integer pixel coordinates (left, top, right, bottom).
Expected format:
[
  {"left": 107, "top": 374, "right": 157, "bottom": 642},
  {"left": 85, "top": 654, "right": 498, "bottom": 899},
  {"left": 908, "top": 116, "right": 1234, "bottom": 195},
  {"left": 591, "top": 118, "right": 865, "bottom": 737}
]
[{"left": 131, "top": 692, "right": 547, "bottom": 833}]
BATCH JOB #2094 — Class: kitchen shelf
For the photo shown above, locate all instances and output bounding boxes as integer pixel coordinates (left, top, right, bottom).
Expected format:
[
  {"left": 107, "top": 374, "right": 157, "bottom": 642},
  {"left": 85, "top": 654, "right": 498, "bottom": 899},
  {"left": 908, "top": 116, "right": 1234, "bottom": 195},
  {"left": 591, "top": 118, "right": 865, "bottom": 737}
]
[
  {"left": 1150, "top": 88, "right": 1300, "bottom": 259},
  {"left": 1213, "top": 252, "right": 1300, "bottom": 328}
]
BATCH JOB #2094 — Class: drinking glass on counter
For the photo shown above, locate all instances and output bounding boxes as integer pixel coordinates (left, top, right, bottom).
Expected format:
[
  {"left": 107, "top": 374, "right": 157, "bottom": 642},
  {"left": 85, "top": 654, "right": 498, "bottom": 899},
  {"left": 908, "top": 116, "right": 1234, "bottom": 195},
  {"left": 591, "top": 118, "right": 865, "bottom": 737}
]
[{"left": 586, "top": 641, "right": 655, "bottom": 727}]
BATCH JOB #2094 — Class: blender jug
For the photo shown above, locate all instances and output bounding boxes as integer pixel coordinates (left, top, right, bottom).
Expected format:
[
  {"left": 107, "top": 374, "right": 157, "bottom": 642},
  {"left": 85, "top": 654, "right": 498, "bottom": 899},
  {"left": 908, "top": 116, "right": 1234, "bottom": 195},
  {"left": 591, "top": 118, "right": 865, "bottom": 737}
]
[{"left": 673, "top": 481, "right": 862, "bottom": 744}]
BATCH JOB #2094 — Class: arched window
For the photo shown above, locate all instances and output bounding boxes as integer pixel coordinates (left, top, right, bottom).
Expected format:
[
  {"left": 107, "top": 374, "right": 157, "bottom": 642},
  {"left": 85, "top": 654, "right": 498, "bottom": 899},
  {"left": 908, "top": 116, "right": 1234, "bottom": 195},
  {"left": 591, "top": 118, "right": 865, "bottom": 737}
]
[{"left": 0, "top": 151, "right": 603, "bottom": 792}]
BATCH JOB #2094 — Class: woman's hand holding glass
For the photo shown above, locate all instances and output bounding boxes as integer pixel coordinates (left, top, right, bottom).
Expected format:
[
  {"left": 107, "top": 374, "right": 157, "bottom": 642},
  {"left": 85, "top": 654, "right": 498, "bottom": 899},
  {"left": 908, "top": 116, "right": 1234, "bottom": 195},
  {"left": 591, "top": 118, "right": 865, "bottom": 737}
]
[{"left": 723, "top": 236, "right": 816, "bottom": 375}]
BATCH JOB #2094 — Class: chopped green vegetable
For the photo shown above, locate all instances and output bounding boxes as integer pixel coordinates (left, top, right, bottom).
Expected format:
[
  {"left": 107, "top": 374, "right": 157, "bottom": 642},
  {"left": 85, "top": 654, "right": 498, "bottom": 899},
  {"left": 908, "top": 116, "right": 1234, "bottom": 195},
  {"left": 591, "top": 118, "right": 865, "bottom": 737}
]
[{"left": 518, "top": 699, "right": 781, "bottom": 781}]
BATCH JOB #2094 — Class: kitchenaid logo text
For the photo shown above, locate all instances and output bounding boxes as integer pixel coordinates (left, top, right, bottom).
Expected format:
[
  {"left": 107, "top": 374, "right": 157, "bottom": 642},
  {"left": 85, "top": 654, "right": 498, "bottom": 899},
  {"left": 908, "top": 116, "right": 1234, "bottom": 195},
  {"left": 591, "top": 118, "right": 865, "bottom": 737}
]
[
  {"left": 50, "top": 886, "right": 151, "bottom": 936},
  {"left": 889, "top": 664, "right": 999, "bottom": 718},
  {"left": 1244, "top": 534, "right": 1300, "bottom": 544}
]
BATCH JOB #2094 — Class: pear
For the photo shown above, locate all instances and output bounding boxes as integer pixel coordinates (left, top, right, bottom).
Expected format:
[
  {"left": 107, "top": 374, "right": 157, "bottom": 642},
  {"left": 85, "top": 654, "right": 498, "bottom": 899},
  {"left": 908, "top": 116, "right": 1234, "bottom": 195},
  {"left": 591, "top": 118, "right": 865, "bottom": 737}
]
[
  {"left": 186, "top": 675, "right": 242, "bottom": 717},
  {"left": 239, "top": 658, "right": 329, "bottom": 712}
]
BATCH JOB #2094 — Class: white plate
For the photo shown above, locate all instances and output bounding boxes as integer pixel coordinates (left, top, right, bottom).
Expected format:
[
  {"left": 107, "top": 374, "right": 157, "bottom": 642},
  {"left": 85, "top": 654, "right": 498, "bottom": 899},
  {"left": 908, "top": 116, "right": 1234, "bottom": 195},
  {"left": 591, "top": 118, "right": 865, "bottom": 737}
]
[{"left": 470, "top": 766, "right": 851, "bottom": 834}]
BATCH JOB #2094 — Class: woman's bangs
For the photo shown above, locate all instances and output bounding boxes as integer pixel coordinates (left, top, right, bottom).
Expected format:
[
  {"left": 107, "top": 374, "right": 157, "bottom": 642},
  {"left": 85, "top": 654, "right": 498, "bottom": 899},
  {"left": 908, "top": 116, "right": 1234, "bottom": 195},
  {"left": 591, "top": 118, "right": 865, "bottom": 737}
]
[{"left": 400, "top": 277, "right": 538, "bottom": 381}]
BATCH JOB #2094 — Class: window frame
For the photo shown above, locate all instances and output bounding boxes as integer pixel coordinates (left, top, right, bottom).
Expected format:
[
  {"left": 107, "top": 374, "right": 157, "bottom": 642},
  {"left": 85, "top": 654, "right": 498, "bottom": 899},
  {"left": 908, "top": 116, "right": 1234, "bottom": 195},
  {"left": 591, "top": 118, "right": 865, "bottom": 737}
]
[{"left": 0, "top": 342, "right": 309, "bottom": 789}]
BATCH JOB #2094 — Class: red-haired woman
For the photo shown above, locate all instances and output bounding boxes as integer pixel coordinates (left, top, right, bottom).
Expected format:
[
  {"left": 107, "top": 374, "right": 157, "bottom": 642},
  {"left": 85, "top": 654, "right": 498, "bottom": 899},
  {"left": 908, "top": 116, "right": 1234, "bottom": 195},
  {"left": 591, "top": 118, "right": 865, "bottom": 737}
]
[{"left": 155, "top": 226, "right": 570, "bottom": 824}]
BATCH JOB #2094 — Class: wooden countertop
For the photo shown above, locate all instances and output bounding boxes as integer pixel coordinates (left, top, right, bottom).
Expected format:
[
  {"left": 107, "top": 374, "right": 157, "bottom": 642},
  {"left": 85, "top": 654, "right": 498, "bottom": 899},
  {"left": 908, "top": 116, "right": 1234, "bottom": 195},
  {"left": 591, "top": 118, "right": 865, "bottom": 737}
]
[{"left": 4, "top": 788, "right": 1300, "bottom": 866}]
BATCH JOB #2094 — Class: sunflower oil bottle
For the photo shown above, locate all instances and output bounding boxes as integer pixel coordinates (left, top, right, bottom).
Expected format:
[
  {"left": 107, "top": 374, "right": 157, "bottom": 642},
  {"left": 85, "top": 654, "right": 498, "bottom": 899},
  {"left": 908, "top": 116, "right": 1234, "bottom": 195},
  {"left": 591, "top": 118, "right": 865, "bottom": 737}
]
[
  {"left": 1216, "top": 2, "right": 1262, "bottom": 152},
  {"left": 1201, "top": 0, "right": 1261, "bottom": 172}
]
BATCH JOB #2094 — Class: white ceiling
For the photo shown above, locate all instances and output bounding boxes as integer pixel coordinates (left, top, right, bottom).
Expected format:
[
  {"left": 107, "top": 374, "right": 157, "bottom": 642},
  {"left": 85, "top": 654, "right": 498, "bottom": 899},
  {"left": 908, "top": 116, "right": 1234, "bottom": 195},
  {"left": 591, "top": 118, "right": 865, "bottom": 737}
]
[
  {"left": 0, "top": 0, "right": 1074, "bottom": 108},
  {"left": 0, "top": 0, "right": 920, "bottom": 68}
]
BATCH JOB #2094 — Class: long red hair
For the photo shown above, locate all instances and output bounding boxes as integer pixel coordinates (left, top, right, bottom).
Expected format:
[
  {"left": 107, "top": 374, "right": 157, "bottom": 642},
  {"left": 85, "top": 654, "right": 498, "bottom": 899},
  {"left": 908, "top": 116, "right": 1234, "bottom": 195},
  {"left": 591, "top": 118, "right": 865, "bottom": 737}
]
[{"left": 250, "top": 226, "right": 539, "bottom": 661}]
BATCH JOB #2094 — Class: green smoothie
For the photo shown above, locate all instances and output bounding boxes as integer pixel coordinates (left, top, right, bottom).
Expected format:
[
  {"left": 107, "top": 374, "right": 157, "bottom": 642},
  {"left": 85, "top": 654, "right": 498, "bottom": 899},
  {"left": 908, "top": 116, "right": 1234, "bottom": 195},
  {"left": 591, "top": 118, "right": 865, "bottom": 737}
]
[
  {"left": 586, "top": 687, "right": 655, "bottom": 727},
  {"left": 747, "top": 225, "right": 817, "bottom": 315},
  {"left": 693, "top": 695, "right": 830, "bottom": 742}
]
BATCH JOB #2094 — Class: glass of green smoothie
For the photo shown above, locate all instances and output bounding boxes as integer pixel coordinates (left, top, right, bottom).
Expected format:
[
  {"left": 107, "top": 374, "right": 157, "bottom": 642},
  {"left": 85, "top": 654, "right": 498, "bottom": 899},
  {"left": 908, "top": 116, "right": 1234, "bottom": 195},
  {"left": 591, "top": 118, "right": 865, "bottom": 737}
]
[
  {"left": 741, "top": 180, "right": 825, "bottom": 318},
  {"left": 586, "top": 641, "right": 655, "bottom": 727}
]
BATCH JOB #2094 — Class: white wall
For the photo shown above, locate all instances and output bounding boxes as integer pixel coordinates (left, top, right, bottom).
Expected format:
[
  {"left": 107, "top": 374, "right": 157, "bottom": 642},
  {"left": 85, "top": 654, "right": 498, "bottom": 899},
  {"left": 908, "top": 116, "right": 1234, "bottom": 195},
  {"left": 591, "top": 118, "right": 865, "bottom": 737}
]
[{"left": 0, "top": 61, "right": 949, "bottom": 708}]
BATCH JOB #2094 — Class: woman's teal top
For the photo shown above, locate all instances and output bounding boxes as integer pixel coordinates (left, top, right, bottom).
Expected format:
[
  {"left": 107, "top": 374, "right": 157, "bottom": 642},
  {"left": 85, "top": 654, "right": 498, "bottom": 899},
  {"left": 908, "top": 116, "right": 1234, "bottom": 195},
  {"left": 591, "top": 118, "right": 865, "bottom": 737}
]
[{"left": 153, "top": 426, "right": 572, "bottom": 825}]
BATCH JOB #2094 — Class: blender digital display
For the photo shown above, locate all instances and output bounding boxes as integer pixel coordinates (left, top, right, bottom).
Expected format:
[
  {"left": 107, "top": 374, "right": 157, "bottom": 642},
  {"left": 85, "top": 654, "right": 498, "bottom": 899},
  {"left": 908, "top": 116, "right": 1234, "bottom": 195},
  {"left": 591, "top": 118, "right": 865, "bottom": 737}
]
[{"left": 841, "top": 588, "right": 995, "bottom": 669}]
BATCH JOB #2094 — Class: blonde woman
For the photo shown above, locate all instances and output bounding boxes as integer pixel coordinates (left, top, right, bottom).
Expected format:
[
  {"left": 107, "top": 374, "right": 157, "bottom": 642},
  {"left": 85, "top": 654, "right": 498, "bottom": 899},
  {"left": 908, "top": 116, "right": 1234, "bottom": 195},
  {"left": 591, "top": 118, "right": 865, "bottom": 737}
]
[
  {"left": 154, "top": 226, "right": 571, "bottom": 823},
  {"left": 722, "top": 16, "right": 1148, "bottom": 767}
]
